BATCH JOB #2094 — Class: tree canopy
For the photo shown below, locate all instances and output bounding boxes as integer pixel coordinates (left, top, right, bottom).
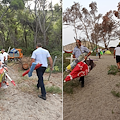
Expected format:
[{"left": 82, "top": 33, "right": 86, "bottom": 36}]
[
  {"left": 63, "top": 2, "right": 120, "bottom": 49},
  {"left": 0, "top": 0, "right": 62, "bottom": 58}
]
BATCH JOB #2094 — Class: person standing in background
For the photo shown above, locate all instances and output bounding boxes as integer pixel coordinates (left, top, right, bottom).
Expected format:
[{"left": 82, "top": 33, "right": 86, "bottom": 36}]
[
  {"left": 97, "top": 47, "right": 102, "bottom": 59},
  {"left": 114, "top": 43, "right": 120, "bottom": 71},
  {"left": 0, "top": 52, "right": 4, "bottom": 63},
  {"left": 1, "top": 49, "right": 10, "bottom": 65}
]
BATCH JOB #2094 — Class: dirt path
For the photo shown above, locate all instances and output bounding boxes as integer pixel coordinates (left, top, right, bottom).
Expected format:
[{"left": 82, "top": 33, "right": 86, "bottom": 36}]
[
  {"left": 63, "top": 55, "right": 120, "bottom": 120},
  {"left": 0, "top": 63, "right": 62, "bottom": 120}
]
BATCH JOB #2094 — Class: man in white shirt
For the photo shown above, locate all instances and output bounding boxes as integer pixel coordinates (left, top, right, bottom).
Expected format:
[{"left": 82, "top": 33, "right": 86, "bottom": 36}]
[
  {"left": 114, "top": 43, "right": 120, "bottom": 70},
  {"left": 30, "top": 43, "right": 53, "bottom": 100},
  {"left": 1, "top": 49, "right": 9, "bottom": 65},
  {"left": 0, "top": 53, "right": 4, "bottom": 63}
]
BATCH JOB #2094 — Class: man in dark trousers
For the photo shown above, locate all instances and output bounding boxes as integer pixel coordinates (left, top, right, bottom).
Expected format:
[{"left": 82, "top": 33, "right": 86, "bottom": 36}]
[
  {"left": 72, "top": 39, "right": 91, "bottom": 87},
  {"left": 30, "top": 43, "right": 53, "bottom": 100}
]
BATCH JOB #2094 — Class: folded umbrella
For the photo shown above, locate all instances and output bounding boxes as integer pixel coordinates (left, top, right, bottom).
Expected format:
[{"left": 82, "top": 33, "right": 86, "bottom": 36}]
[
  {"left": 66, "top": 53, "right": 87, "bottom": 71},
  {"left": 28, "top": 62, "right": 37, "bottom": 77},
  {"left": 64, "top": 61, "right": 89, "bottom": 82},
  {"left": 22, "top": 63, "right": 42, "bottom": 77},
  {"left": 66, "top": 47, "right": 96, "bottom": 71}
]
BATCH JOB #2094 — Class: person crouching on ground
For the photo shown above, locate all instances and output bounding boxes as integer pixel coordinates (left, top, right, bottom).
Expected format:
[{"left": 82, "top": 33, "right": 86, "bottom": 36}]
[
  {"left": 114, "top": 43, "right": 120, "bottom": 71},
  {"left": 30, "top": 43, "right": 53, "bottom": 100}
]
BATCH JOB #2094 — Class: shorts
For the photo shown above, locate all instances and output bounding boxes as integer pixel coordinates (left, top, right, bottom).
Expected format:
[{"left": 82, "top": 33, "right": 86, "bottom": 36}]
[
  {"left": 98, "top": 52, "right": 100, "bottom": 56},
  {"left": 116, "top": 56, "right": 120, "bottom": 63}
]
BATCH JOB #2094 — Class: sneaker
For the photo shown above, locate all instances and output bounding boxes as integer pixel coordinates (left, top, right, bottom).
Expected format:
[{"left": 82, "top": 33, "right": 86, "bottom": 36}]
[{"left": 38, "top": 95, "right": 46, "bottom": 100}]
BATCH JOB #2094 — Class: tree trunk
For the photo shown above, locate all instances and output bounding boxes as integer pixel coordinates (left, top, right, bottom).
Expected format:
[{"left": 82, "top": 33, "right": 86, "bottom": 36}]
[
  {"left": 43, "top": 31, "right": 46, "bottom": 47},
  {"left": 34, "top": 0, "right": 37, "bottom": 48},
  {"left": 34, "top": 20, "right": 38, "bottom": 48}
]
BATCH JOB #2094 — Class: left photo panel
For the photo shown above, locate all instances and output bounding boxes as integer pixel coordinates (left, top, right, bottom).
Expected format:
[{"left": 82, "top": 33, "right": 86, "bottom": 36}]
[{"left": 0, "top": 0, "right": 62, "bottom": 120}]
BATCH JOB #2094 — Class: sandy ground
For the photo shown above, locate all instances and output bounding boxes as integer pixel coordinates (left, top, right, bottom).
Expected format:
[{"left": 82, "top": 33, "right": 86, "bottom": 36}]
[
  {"left": 0, "top": 63, "right": 62, "bottom": 120},
  {"left": 63, "top": 55, "right": 120, "bottom": 120}
]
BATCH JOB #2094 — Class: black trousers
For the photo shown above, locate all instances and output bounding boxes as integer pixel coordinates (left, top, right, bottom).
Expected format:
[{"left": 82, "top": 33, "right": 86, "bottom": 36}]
[
  {"left": 79, "top": 76, "right": 84, "bottom": 85},
  {"left": 36, "top": 67, "right": 46, "bottom": 97}
]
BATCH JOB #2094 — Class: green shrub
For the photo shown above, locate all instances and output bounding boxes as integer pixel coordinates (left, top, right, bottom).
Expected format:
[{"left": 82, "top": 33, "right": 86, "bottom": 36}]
[
  {"left": 51, "top": 50, "right": 62, "bottom": 57},
  {"left": 63, "top": 79, "right": 80, "bottom": 94},
  {"left": 45, "top": 86, "right": 62, "bottom": 94},
  {"left": 22, "top": 47, "right": 34, "bottom": 56},
  {"left": 116, "top": 83, "right": 120, "bottom": 88},
  {"left": 108, "top": 65, "right": 118, "bottom": 75},
  {"left": 45, "top": 65, "right": 61, "bottom": 73},
  {"left": 111, "top": 90, "right": 120, "bottom": 97},
  {"left": 63, "top": 53, "right": 72, "bottom": 57},
  {"left": 63, "top": 53, "right": 70, "bottom": 71},
  {"left": 91, "top": 52, "right": 97, "bottom": 56},
  {"left": 50, "top": 50, "right": 62, "bottom": 72}
]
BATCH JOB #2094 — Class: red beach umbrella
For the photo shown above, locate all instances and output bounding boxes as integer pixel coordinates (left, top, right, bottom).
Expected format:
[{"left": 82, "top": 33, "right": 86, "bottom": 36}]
[{"left": 64, "top": 61, "right": 89, "bottom": 82}]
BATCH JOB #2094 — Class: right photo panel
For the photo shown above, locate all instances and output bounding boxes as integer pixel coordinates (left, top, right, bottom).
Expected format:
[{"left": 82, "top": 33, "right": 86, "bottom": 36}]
[{"left": 63, "top": 0, "right": 120, "bottom": 120}]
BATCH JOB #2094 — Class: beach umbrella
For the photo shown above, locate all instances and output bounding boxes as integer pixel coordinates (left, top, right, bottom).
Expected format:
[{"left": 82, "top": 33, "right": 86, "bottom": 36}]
[
  {"left": 22, "top": 63, "right": 42, "bottom": 77},
  {"left": 64, "top": 61, "right": 89, "bottom": 82},
  {"left": 28, "top": 62, "right": 37, "bottom": 77},
  {"left": 105, "top": 50, "right": 111, "bottom": 54},
  {"left": 66, "top": 53, "right": 87, "bottom": 71}
]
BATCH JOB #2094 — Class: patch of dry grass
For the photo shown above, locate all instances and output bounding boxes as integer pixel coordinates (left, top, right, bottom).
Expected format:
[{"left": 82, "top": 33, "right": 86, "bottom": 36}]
[{"left": 17, "top": 75, "right": 62, "bottom": 95}]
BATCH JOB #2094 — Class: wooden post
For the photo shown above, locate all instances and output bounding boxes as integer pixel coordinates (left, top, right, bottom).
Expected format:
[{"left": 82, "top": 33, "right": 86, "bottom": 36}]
[{"left": 70, "top": 54, "right": 73, "bottom": 63}]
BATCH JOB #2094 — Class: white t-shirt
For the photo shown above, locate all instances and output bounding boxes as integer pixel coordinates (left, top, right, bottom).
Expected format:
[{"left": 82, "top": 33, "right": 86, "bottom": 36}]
[
  {"left": 31, "top": 47, "right": 51, "bottom": 67},
  {"left": 98, "top": 48, "right": 102, "bottom": 53},
  {"left": 3, "top": 52, "right": 9, "bottom": 60},
  {"left": 115, "top": 47, "right": 120, "bottom": 56},
  {"left": 0, "top": 53, "right": 4, "bottom": 63}
]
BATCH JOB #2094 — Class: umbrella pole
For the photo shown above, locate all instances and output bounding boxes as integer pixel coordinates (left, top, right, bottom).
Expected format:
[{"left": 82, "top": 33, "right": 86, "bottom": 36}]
[
  {"left": 7, "top": 46, "right": 11, "bottom": 54},
  {"left": 48, "top": 56, "right": 57, "bottom": 81}
]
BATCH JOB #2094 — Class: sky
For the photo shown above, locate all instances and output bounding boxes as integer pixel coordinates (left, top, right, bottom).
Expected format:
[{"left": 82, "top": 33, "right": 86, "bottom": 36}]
[
  {"left": 27, "top": 0, "right": 60, "bottom": 9},
  {"left": 63, "top": 0, "right": 120, "bottom": 47}
]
